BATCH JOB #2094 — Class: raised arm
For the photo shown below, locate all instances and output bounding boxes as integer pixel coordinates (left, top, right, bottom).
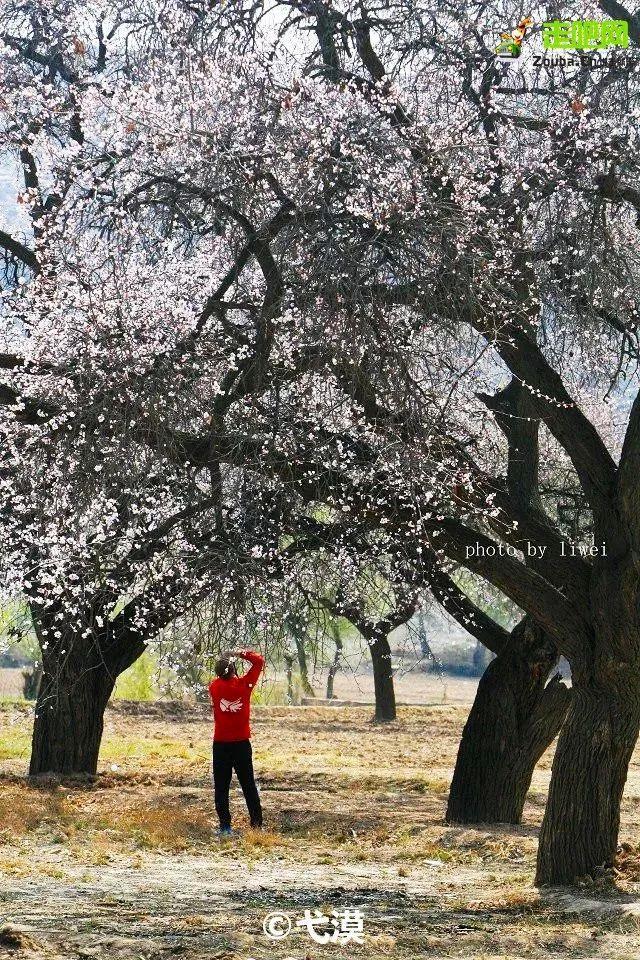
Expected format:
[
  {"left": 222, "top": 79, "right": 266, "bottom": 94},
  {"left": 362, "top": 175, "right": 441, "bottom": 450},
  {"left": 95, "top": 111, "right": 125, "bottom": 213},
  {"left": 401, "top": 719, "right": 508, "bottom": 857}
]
[{"left": 230, "top": 649, "right": 265, "bottom": 689}]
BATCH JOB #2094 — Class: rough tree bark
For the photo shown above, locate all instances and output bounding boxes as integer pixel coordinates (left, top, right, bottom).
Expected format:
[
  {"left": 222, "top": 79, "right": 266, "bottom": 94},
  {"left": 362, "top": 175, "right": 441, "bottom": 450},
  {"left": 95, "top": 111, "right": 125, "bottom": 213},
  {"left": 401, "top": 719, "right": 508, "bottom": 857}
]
[
  {"left": 446, "top": 618, "right": 570, "bottom": 824},
  {"left": 29, "top": 645, "right": 116, "bottom": 776},
  {"left": 369, "top": 633, "right": 396, "bottom": 722},
  {"left": 536, "top": 679, "right": 640, "bottom": 884},
  {"left": 28, "top": 605, "right": 146, "bottom": 776},
  {"left": 535, "top": 543, "right": 640, "bottom": 884}
]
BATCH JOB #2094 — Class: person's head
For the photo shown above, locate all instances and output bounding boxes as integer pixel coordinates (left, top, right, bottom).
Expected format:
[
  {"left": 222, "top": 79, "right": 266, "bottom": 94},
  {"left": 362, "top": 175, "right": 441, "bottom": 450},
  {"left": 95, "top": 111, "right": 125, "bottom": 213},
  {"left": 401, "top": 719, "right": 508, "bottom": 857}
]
[{"left": 215, "top": 656, "right": 237, "bottom": 680}]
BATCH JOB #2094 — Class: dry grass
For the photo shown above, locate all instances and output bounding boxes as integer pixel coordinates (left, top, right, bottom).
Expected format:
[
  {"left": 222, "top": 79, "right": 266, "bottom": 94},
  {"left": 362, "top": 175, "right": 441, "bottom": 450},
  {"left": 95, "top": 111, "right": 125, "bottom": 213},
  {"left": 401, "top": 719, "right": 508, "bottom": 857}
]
[
  {"left": 0, "top": 787, "right": 78, "bottom": 836},
  {"left": 116, "top": 803, "right": 214, "bottom": 850}
]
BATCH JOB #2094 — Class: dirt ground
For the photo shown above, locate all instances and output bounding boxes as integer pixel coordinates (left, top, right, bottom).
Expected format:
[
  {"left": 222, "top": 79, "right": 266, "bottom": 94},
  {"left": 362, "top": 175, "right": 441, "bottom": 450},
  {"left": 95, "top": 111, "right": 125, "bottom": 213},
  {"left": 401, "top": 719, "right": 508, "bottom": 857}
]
[{"left": 2, "top": 701, "right": 640, "bottom": 960}]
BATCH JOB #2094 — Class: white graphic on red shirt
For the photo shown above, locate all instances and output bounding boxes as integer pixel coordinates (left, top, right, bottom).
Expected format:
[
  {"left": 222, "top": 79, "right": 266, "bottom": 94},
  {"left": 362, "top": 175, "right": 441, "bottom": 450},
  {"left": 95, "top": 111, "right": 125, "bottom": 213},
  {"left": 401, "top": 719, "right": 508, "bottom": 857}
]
[{"left": 219, "top": 697, "right": 243, "bottom": 713}]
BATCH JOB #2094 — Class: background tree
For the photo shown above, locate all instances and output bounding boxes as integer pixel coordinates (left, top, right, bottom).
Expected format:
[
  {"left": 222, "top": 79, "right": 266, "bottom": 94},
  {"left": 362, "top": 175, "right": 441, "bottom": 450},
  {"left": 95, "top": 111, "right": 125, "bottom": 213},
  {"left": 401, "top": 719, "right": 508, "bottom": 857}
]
[{"left": 325, "top": 620, "right": 343, "bottom": 701}]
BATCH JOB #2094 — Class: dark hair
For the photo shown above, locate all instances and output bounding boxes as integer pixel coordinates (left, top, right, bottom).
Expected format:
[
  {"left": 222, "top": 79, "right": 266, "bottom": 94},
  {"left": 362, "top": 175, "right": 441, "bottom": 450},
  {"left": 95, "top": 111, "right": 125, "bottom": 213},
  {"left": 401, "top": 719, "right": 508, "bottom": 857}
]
[{"left": 215, "top": 657, "right": 237, "bottom": 679}]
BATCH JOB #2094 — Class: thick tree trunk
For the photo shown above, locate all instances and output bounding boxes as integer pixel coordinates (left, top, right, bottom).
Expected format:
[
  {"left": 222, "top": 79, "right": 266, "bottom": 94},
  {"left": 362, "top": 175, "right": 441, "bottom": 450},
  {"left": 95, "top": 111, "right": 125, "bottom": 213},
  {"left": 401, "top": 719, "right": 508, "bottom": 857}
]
[
  {"left": 447, "top": 620, "right": 570, "bottom": 824},
  {"left": 370, "top": 635, "right": 396, "bottom": 722},
  {"left": 536, "top": 683, "right": 640, "bottom": 885},
  {"left": 28, "top": 605, "right": 146, "bottom": 776},
  {"left": 29, "top": 655, "right": 115, "bottom": 776}
]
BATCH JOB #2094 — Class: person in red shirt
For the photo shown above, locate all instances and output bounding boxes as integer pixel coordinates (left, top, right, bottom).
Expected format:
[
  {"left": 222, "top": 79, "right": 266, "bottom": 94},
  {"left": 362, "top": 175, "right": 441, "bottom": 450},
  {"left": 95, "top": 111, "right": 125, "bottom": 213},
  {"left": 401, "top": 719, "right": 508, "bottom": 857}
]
[{"left": 208, "top": 648, "right": 264, "bottom": 835}]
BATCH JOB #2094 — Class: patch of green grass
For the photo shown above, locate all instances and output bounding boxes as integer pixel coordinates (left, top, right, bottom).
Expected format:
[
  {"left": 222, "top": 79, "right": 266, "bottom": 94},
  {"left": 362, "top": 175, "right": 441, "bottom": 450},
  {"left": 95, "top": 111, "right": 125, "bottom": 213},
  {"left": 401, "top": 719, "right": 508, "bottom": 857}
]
[
  {"left": 253, "top": 678, "right": 301, "bottom": 705},
  {"left": 113, "top": 652, "right": 158, "bottom": 701},
  {"left": 100, "top": 733, "right": 208, "bottom": 765},
  {"left": 0, "top": 728, "right": 31, "bottom": 760},
  {"left": 406, "top": 776, "right": 449, "bottom": 794}
]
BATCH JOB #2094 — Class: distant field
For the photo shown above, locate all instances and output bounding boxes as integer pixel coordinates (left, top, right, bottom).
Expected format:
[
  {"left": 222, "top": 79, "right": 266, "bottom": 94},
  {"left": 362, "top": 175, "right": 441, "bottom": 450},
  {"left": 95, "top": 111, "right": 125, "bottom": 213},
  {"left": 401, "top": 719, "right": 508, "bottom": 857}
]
[
  {"left": 314, "top": 668, "right": 479, "bottom": 704},
  {"left": 0, "top": 668, "right": 22, "bottom": 699},
  {"left": 0, "top": 664, "right": 479, "bottom": 706}
]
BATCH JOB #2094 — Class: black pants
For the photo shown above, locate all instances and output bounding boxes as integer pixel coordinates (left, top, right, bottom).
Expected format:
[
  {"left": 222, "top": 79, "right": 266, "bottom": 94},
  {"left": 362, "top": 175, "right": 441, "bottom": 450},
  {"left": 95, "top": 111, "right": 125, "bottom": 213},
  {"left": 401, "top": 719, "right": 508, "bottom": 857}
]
[{"left": 212, "top": 739, "right": 262, "bottom": 829}]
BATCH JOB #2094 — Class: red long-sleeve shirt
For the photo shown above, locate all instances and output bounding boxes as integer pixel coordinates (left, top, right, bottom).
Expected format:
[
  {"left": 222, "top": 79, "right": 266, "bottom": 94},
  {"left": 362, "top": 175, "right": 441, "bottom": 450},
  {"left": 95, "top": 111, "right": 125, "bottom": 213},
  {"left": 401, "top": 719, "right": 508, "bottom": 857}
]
[{"left": 208, "top": 651, "right": 264, "bottom": 742}]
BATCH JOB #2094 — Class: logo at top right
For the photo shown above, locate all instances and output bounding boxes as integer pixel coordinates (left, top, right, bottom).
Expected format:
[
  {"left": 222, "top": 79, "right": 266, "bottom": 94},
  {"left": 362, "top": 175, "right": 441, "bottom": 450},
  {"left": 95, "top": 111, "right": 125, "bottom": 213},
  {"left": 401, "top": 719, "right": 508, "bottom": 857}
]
[{"left": 542, "top": 19, "right": 629, "bottom": 50}]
